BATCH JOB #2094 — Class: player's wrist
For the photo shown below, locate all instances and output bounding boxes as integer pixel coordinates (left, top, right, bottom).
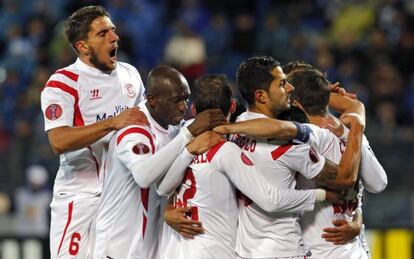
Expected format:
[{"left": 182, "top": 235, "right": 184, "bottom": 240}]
[
  {"left": 293, "top": 122, "right": 312, "bottom": 143},
  {"left": 314, "top": 189, "right": 326, "bottom": 201},
  {"left": 182, "top": 127, "right": 194, "bottom": 142}
]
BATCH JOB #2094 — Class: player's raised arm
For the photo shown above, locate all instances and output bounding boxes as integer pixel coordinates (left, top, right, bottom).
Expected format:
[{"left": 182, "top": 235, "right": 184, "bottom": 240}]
[
  {"left": 329, "top": 93, "right": 366, "bottom": 127},
  {"left": 47, "top": 107, "right": 148, "bottom": 154},
  {"left": 313, "top": 113, "right": 364, "bottom": 190}
]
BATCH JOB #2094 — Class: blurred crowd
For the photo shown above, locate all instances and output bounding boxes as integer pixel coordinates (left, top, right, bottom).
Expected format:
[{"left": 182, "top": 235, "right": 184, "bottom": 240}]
[{"left": 0, "top": 0, "right": 413, "bottom": 223}]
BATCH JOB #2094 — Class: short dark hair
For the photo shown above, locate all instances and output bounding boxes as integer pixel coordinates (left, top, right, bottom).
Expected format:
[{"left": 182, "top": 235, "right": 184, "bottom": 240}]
[
  {"left": 282, "top": 61, "right": 314, "bottom": 75},
  {"left": 287, "top": 69, "right": 330, "bottom": 116},
  {"left": 236, "top": 56, "right": 280, "bottom": 105},
  {"left": 191, "top": 74, "right": 232, "bottom": 115},
  {"left": 64, "top": 5, "right": 110, "bottom": 52}
]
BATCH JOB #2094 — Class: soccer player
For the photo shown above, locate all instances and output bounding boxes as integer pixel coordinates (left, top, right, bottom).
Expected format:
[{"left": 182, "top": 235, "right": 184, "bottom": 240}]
[
  {"left": 232, "top": 56, "right": 363, "bottom": 259},
  {"left": 40, "top": 6, "right": 148, "bottom": 259},
  {"left": 215, "top": 62, "right": 386, "bottom": 259},
  {"left": 286, "top": 67, "right": 386, "bottom": 259},
  {"left": 157, "top": 74, "right": 344, "bottom": 258},
  {"left": 94, "top": 65, "right": 226, "bottom": 259}
]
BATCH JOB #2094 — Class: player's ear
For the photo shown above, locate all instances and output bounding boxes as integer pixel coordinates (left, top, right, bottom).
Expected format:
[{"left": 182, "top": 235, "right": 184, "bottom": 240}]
[
  {"left": 147, "top": 94, "right": 157, "bottom": 107},
  {"left": 75, "top": 40, "right": 88, "bottom": 54},
  {"left": 255, "top": 89, "right": 267, "bottom": 104},
  {"left": 230, "top": 98, "right": 236, "bottom": 114},
  {"left": 190, "top": 103, "right": 197, "bottom": 116},
  {"left": 292, "top": 100, "right": 305, "bottom": 111}
]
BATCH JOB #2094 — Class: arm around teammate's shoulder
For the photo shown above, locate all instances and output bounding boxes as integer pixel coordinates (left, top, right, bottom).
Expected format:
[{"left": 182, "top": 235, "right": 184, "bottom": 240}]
[{"left": 47, "top": 107, "right": 148, "bottom": 154}]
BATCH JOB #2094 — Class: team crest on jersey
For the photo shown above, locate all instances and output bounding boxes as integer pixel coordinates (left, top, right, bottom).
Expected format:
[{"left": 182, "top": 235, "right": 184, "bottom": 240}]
[
  {"left": 45, "top": 104, "right": 62, "bottom": 121},
  {"left": 241, "top": 152, "right": 254, "bottom": 166},
  {"left": 124, "top": 83, "right": 136, "bottom": 98},
  {"left": 132, "top": 143, "right": 150, "bottom": 155},
  {"left": 309, "top": 147, "right": 319, "bottom": 163}
]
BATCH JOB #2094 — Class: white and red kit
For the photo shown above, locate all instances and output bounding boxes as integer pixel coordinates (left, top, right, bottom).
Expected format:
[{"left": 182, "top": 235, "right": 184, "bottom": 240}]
[
  {"left": 94, "top": 101, "right": 192, "bottom": 259},
  {"left": 231, "top": 111, "right": 327, "bottom": 258},
  {"left": 298, "top": 124, "right": 387, "bottom": 259},
  {"left": 41, "top": 58, "right": 145, "bottom": 259},
  {"left": 172, "top": 140, "right": 323, "bottom": 259}
]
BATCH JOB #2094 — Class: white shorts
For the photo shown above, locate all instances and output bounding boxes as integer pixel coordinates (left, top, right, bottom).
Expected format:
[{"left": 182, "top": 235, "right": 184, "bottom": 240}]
[{"left": 50, "top": 195, "right": 100, "bottom": 259}]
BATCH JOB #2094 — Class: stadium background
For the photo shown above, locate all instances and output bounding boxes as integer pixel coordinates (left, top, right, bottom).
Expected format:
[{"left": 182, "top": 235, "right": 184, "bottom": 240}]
[{"left": 0, "top": 0, "right": 412, "bottom": 258}]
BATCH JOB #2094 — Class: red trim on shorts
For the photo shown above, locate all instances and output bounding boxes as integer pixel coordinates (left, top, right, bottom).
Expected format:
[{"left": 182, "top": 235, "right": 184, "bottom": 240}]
[
  {"left": 117, "top": 127, "right": 155, "bottom": 154},
  {"left": 206, "top": 141, "right": 227, "bottom": 162},
  {"left": 44, "top": 80, "right": 85, "bottom": 126},
  {"left": 141, "top": 188, "right": 150, "bottom": 237},
  {"left": 271, "top": 144, "right": 293, "bottom": 160},
  {"left": 57, "top": 201, "right": 74, "bottom": 256},
  {"left": 55, "top": 69, "right": 79, "bottom": 82}
]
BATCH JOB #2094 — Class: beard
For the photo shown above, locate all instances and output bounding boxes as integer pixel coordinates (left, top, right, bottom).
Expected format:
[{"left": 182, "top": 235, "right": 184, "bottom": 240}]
[{"left": 89, "top": 47, "right": 114, "bottom": 73}]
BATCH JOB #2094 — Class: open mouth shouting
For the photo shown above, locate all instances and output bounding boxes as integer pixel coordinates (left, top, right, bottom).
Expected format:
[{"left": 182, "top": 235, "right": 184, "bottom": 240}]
[{"left": 109, "top": 46, "right": 118, "bottom": 63}]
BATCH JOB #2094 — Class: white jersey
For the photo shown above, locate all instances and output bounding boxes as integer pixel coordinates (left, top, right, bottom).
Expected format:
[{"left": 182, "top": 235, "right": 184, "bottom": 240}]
[
  {"left": 42, "top": 58, "right": 145, "bottom": 259},
  {"left": 176, "top": 140, "right": 321, "bottom": 259},
  {"left": 297, "top": 123, "right": 382, "bottom": 259},
  {"left": 94, "top": 101, "right": 188, "bottom": 259},
  {"left": 41, "top": 58, "right": 145, "bottom": 197},
  {"left": 234, "top": 111, "right": 326, "bottom": 258}
]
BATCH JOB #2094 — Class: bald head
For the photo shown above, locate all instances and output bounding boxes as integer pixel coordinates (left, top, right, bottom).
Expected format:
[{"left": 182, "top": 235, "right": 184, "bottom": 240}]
[
  {"left": 145, "top": 65, "right": 190, "bottom": 128},
  {"left": 146, "top": 65, "right": 189, "bottom": 97}
]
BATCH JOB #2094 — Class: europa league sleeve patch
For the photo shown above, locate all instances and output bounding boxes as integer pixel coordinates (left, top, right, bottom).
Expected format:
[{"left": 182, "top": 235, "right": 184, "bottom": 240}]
[
  {"left": 241, "top": 152, "right": 254, "bottom": 166},
  {"left": 132, "top": 143, "right": 150, "bottom": 155},
  {"left": 309, "top": 147, "right": 320, "bottom": 163},
  {"left": 45, "top": 104, "right": 63, "bottom": 120}
]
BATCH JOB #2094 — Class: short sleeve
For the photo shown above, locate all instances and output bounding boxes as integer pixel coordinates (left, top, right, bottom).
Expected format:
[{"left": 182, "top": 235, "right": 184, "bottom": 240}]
[
  {"left": 41, "top": 77, "right": 77, "bottom": 131},
  {"left": 274, "top": 143, "right": 326, "bottom": 179},
  {"left": 115, "top": 125, "right": 155, "bottom": 170}
]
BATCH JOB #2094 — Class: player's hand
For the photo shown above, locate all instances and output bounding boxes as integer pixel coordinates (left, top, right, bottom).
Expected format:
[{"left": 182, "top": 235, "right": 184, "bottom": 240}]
[
  {"left": 322, "top": 219, "right": 361, "bottom": 245},
  {"left": 330, "top": 82, "right": 357, "bottom": 99},
  {"left": 187, "top": 131, "right": 224, "bottom": 155},
  {"left": 340, "top": 113, "right": 365, "bottom": 132},
  {"left": 319, "top": 114, "right": 344, "bottom": 138},
  {"left": 187, "top": 109, "right": 227, "bottom": 136},
  {"left": 164, "top": 206, "right": 204, "bottom": 239},
  {"left": 111, "top": 107, "right": 149, "bottom": 129}
]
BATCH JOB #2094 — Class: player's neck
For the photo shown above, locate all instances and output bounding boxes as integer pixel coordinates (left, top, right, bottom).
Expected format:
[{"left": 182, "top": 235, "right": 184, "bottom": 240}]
[
  {"left": 248, "top": 104, "right": 274, "bottom": 118},
  {"left": 308, "top": 114, "right": 327, "bottom": 127}
]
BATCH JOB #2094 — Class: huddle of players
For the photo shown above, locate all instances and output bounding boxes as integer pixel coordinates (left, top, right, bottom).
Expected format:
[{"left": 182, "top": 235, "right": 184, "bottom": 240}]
[{"left": 41, "top": 5, "right": 387, "bottom": 259}]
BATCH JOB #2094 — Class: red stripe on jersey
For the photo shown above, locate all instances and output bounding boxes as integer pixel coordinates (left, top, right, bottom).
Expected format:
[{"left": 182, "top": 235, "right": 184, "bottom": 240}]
[
  {"left": 44, "top": 80, "right": 85, "bottom": 126},
  {"left": 57, "top": 201, "right": 74, "bottom": 256},
  {"left": 141, "top": 188, "right": 150, "bottom": 237},
  {"left": 271, "top": 144, "right": 293, "bottom": 160},
  {"left": 56, "top": 69, "right": 79, "bottom": 82},
  {"left": 88, "top": 146, "right": 100, "bottom": 177},
  {"left": 206, "top": 141, "right": 227, "bottom": 162},
  {"left": 117, "top": 127, "right": 155, "bottom": 154}
]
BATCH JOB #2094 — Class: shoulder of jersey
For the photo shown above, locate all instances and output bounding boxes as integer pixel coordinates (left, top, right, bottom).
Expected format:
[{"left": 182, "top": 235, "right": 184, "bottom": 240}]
[{"left": 47, "top": 65, "right": 80, "bottom": 87}]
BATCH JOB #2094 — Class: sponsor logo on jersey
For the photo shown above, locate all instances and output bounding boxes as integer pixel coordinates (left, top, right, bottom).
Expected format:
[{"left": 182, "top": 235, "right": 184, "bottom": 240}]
[
  {"left": 45, "top": 104, "right": 62, "bottom": 120},
  {"left": 89, "top": 89, "right": 101, "bottom": 100},
  {"left": 124, "top": 83, "right": 136, "bottom": 98},
  {"left": 309, "top": 147, "right": 319, "bottom": 163},
  {"left": 96, "top": 105, "right": 129, "bottom": 121},
  {"left": 241, "top": 152, "right": 254, "bottom": 166},
  {"left": 132, "top": 143, "right": 150, "bottom": 155}
]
